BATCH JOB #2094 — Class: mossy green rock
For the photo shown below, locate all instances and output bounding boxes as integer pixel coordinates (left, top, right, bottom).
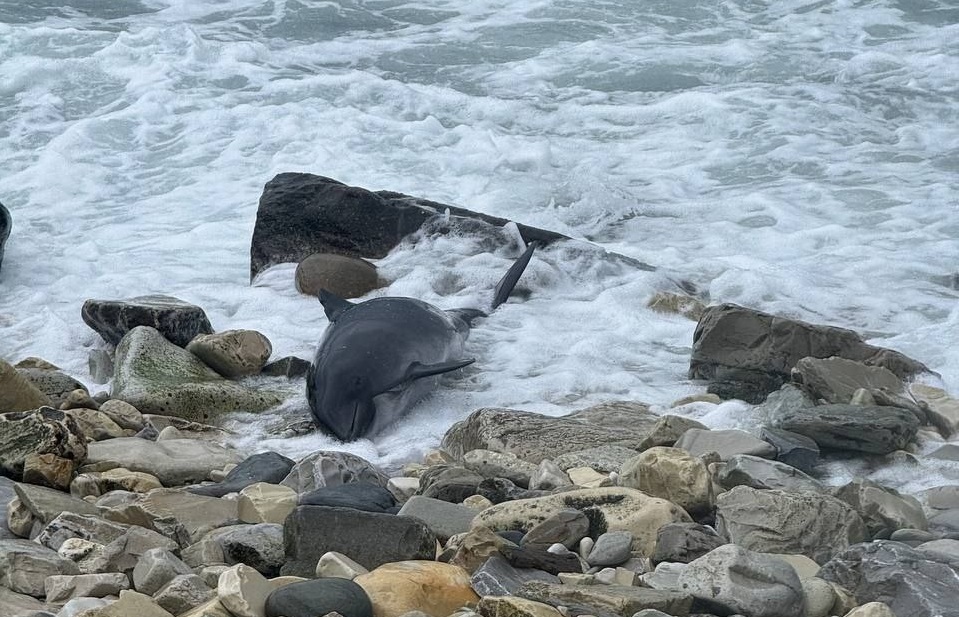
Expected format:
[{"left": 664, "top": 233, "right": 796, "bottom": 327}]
[{"left": 112, "top": 326, "right": 283, "bottom": 422}]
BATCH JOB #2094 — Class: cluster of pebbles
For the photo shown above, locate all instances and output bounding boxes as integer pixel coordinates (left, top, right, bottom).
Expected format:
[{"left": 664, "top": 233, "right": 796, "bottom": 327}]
[{"left": 1, "top": 290, "right": 959, "bottom": 617}]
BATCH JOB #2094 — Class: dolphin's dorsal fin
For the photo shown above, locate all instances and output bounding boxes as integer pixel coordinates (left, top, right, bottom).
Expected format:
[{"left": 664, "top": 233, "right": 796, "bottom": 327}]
[
  {"left": 318, "top": 289, "right": 355, "bottom": 322},
  {"left": 381, "top": 358, "right": 476, "bottom": 392},
  {"left": 491, "top": 241, "right": 537, "bottom": 310}
]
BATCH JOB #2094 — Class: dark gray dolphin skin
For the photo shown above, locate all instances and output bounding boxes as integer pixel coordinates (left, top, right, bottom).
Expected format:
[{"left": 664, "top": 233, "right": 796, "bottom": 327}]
[{"left": 307, "top": 242, "right": 536, "bottom": 441}]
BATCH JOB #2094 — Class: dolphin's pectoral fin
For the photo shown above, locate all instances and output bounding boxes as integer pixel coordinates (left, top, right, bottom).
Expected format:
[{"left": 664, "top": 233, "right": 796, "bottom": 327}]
[
  {"left": 381, "top": 358, "right": 476, "bottom": 392},
  {"left": 318, "top": 289, "right": 355, "bottom": 321}
]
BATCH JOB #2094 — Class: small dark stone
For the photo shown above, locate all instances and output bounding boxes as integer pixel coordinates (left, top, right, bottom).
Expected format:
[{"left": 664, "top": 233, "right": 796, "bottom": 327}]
[
  {"left": 499, "top": 543, "right": 583, "bottom": 575},
  {"left": 653, "top": 523, "right": 726, "bottom": 564},
  {"left": 760, "top": 427, "right": 820, "bottom": 474},
  {"left": 478, "top": 477, "right": 549, "bottom": 504},
  {"left": 81, "top": 295, "right": 214, "bottom": 347},
  {"left": 261, "top": 356, "right": 311, "bottom": 379},
  {"left": 418, "top": 466, "right": 484, "bottom": 503},
  {"left": 498, "top": 530, "right": 526, "bottom": 545},
  {"left": 265, "top": 578, "right": 373, "bottom": 617},
  {"left": 188, "top": 451, "right": 295, "bottom": 498},
  {"left": 298, "top": 483, "right": 396, "bottom": 513}
]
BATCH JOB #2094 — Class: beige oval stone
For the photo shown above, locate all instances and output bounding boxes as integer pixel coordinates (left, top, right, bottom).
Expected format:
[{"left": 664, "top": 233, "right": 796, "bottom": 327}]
[
  {"left": 354, "top": 560, "right": 478, "bottom": 617},
  {"left": 295, "top": 253, "right": 381, "bottom": 299},
  {"left": 187, "top": 330, "right": 273, "bottom": 380},
  {"left": 472, "top": 487, "right": 691, "bottom": 557},
  {"left": 619, "top": 447, "right": 712, "bottom": 516},
  {"left": 237, "top": 482, "right": 297, "bottom": 525}
]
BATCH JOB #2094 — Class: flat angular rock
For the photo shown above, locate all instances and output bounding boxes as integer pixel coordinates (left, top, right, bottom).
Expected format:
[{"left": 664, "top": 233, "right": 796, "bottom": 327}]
[
  {"left": 238, "top": 483, "right": 298, "bottom": 525},
  {"left": 316, "top": 551, "right": 369, "bottom": 580},
  {"left": 188, "top": 451, "right": 294, "bottom": 498},
  {"left": 154, "top": 573, "right": 215, "bottom": 615},
  {"left": 834, "top": 479, "right": 927, "bottom": 538},
  {"left": 217, "top": 564, "right": 271, "bottom": 617},
  {"left": 792, "top": 356, "right": 905, "bottom": 404},
  {"left": 295, "top": 252, "right": 381, "bottom": 299},
  {"left": 717, "top": 454, "right": 825, "bottom": 493},
  {"left": 677, "top": 544, "right": 804, "bottom": 617},
  {"left": 397, "top": 495, "right": 476, "bottom": 542},
  {"left": 34, "top": 512, "right": 128, "bottom": 552},
  {"left": 0, "top": 538, "right": 80, "bottom": 596},
  {"left": 688, "top": 303, "right": 930, "bottom": 403},
  {"left": 186, "top": 330, "right": 273, "bottom": 379},
  {"left": 132, "top": 547, "right": 194, "bottom": 595},
  {"left": 0, "top": 360, "right": 51, "bottom": 413},
  {"left": 673, "top": 428, "right": 776, "bottom": 460},
  {"left": 652, "top": 523, "right": 725, "bottom": 565},
  {"left": 97, "top": 399, "right": 145, "bottom": 431},
  {"left": 773, "top": 404, "right": 919, "bottom": 454},
  {"left": 281, "top": 506, "right": 436, "bottom": 577},
  {"left": 471, "top": 555, "right": 559, "bottom": 597},
  {"left": 249, "top": 173, "right": 572, "bottom": 282},
  {"left": 474, "top": 487, "right": 691, "bottom": 557},
  {"left": 517, "top": 581, "right": 693, "bottom": 617},
  {"left": 636, "top": 415, "right": 710, "bottom": 451},
  {"left": 759, "top": 426, "right": 820, "bottom": 474},
  {"left": 477, "top": 596, "right": 564, "bottom": 617},
  {"left": 552, "top": 446, "right": 640, "bottom": 474},
  {"left": 619, "top": 447, "right": 712, "bottom": 515},
  {"left": 442, "top": 404, "right": 663, "bottom": 464},
  {"left": 78, "top": 589, "right": 175, "bottom": 617},
  {"left": 70, "top": 467, "right": 164, "bottom": 499},
  {"left": 818, "top": 540, "right": 959, "bottom": 617},
  {"left": 0, "top": 407, "right": 86, "bottom": 482},
  {"left": 520, "top": 509, "right": 589, "bottom": 550},
  {"left": 0, "top": 477, "right": 17, "bottom": 540},
  {"left": 716, "top": 486, "right": 866, "bottom": 564},
  {"left": 281, "top": 450, "right": 388, "bottom": 493},
  {"left": 82, "top": 295, "right": 214, "bottom": 347},
  {"left": 498, "top": 543, "right": 583, "bottom": 575},
  {"left": 299, "top": 482, "right": 396, "bottom": 513},
  {"left": 203, "top": 523, "right": 284, "bottom": 576},
  {"left": 82, "top": 525, "right": 179, "bottom": 576},
  {"left": 44, "top": 572, "right": 130, "bottom": 602},
  {"left": 112, "top": 326, "right": 283, "bottom": 421},
  {"left": 98, "top": 488, "right": 239, "bottom": 543},
  {"left": 911, "top": 383, "right": 959, "bottom": 438},
  {"left": 15, "top": 482, "right": 99, "bottom": 526},
  {"left": 86, "top": 437, "right": 241, "bottom": 486},
  {"left": 354, "top": 561, "right": 476, "bottom": 617},
  {"left": 420, "top": 466, "right": 485, "bottom": 502},
  {"left": 0, "top": 585, "right": 46, "bottom": 616}
]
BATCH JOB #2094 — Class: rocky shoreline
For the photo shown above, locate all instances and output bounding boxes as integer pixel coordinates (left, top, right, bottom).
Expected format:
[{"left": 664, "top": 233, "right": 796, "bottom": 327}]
[{"left": 2, "top": 175, "right": 959, "bottom": 617}]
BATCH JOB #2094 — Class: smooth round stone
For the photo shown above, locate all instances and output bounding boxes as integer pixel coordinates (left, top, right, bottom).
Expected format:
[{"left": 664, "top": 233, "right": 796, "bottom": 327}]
[
  {"left": 586, "top": 531, "right": 634, "bottom": 567},
  {"left": 266, "top": 577, "right": 373, "bottom": 617},
  {"left": 295, "top": 253, "right": 381, "bottom": 299}
]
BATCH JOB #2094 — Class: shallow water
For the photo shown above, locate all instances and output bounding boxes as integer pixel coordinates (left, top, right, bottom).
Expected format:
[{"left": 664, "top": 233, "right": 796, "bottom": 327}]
[{"left": 1, "top": 0, "right": 958, "bottom": 486}]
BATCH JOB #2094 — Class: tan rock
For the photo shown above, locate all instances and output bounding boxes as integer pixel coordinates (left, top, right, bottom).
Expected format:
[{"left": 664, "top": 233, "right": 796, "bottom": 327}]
[
  {"left": 0, "top": 359, "right": 52, "bottom": 412},
  {"left": 477, "top": 596, "right": 565, "bottom": 617},
  {"left": 98, "top": 488, "right": 238, "bottom": 542},
  {"left": 237, "top": 482, "right": 297, "bottom": 525},
  {"left": 618, "top": 447, "right": 713, "bottom": 516},
  {"left": 355, "top": 560, "right": 479, "bottom": 617},
  {"left": 474, "top": 487, "right": 692, "bottom": 557},
  {"left": 566, "top": 467, "right": 611, "bottom": 488},
  {"left": 14, "top": 357, "right": 60, "bottom": 370},
  {"left": 448, "top": 526, "right": 511, "bottom": 573},
  {"left": 295, "top": 253, "right": 381, "bottom": 299},
  {"left": 803, "top": 577, "right": 836, "bottom": 617},
  {"left": 387, "top": 477, "right": 419, "bottom": 503},
  {"left": 217, "top": 564, "right": 272, "bottom": 617},
  {"left": 60, "top": 389, "right": 100, "bottom": 410},
  {"left": 76, "top": 589, "right": 174, "bottom": 617},
  {"left": 911, "top": 383, "right": 959, "bottom": 438},
  {"left": 179, "top": 598, "right": 234, "bottom": 617},
  {"left": 97, "top": 399, "right": 145, "bottom": 431},
  {"left": 647, "top": 291, "right": 706, "bottom": 320},
  {"left": 6, "top": 497, "right": 35, "bottom": 537},
  {"left": 316, "top": 551, "right": 369, "bottom": 580},
  {"left": 186, "top": 330, "right": 273, "bottom": 380},
  {"left": 767, "top": 553, "right": 821, "bottom": 579},
  {"left": 845, "top": 602, "right": 897, "bottom": 617},
  {"left": 462, "top": 494, "right": 494, "bottom": 512},
  {"left": 64, "top": 408, "right": 125, "bottom": 441},
  {"left": 670, "top": 393, "right": 722, "bottom": 407},
  {"left": 23, "top": 452, "right": 76, "bottom": 490}
]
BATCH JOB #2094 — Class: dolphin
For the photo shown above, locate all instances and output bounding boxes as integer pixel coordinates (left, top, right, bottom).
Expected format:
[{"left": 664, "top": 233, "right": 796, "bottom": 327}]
[{"left": 306, "top": 242, "right": 536, "bottom": 441}]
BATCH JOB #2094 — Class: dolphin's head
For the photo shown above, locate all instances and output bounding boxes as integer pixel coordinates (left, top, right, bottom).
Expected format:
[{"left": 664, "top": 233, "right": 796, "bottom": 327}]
[{"left": 307, "top": 368, "right": 378, "bottom": 442}]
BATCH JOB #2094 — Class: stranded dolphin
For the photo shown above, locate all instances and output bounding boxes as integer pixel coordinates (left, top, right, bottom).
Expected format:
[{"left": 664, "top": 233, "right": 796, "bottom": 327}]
[{"left": 306, "top": 242, "right": 536, "bottom": 441}]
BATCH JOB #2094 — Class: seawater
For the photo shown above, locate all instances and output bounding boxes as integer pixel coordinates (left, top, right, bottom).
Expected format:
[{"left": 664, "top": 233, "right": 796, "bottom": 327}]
[{"left": 1, "top": 0, "right": 958, "bottom": 486}]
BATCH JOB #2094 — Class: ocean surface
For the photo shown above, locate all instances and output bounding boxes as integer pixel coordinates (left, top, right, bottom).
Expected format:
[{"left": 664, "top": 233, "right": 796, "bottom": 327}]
[{"left": 1, "top": 0, "right": 958, "bottom": 488}]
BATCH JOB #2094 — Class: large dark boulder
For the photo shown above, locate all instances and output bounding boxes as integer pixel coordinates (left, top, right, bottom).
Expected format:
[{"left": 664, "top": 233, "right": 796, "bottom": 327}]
[
  {"left": 689, "top": 304, "right": 931, "bottom": 403},
  {"left": 81, "top": 295, "right": 214, "bottom": 347},
  {"left": 773, "top": 404, "right": 920, "bottom": 455},
  {"left": 818, "top": 540, "right": 959, "bottom": 617},
  {"left": 266, "top": 578, "right": 373, "bottom": 617},
  {"left": 298, "top": 482, "right": 397, "bottom": 513},
  {"left": 281, "top": 505, "right": 436, "bottom": 577},
  {"left": 250, "top": 173, "right": 575, "bottom": 282},
  {"left": 0, "top": 201, "right": 10, "bottom": 273}
]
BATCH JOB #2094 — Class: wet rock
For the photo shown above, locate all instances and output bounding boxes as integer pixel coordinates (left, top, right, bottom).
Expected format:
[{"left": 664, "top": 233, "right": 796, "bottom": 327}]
[
  {"left": 834, "top": 479, "right": 927, "bottom": 538},
  {"left": 0, "top": 201, "right": 9, "bottom": 273},
  {"left": 689, "top": 304, "right": 930, "bottom": 403},
  {"left": 299, "top": 482, "right": 396, "bottom": 513},
  {"left": 619, "top": 447, "right": 712, "bottom": 516},
  {"left": 0, "top": 538, "right": 80, "bottom": 596},
  {"left": 442, "top": 405, "right": 664, "bottom": 463},
  {"left": 818, "top": 540, "right": 959, "bottom": 617},
  {"left": 647, "top": 292, "right": 706, "bottom": 321},
  {"left": 281, "top": 450, "right": 389, "bottom": 493},
  {"left": 60, "top": 389, "right": 100, "bottom": 411},
  {"left": 186, "top": 330, "right": 273, "bottom": 380},
  {"left": 463, "top": 449, "right": 538, "bottom": 488},
  {"left": 260, "top": 356, "right": 311, "bottom": 379},
  {"left": 470, "top": 555, "right": 560, "bottom": 597},
  {"left": 759, "top": 426, "right": 820, "bottom": 474},
  {"left": 250, "top": 173, "right": 571, "bottom": 281},
  {"left": 516, "top": 581, "right": 693, "bottom": 617},
  {"left": 397, "top": 496, "right": 476, "bottom": 542},
  {"left": 791, "top": 356, "right": 906, "bottom": 404},
  {"left": 478, "top": 477, "right": 548, "bottom": 504},
  {"left": 673, "top": 427, "right": 776, "bottom": 460},
  {"left": 418, "top": 466, "right": 485, "bottom": 503},
  {"left": 716, "top": 486, "right": 866, "bottom": 564},
  {"left": 474, "top": 487, "right": 692, "bottom": 557},
  {"left": 498, "top": 543, "right": 583, "bottom": 575},
  {"left": 94, "top": 399, "right": 145, "bottom": 432},
  {"left": 238, "top": 482, "right": 298, "bottom": 525},
  {"left": 652, "top": 523, "right": 726, "bottom": 565},
  {"left": 295, "top": 253, "right": 382, "bottom": 299},
  {"left": 88, "top": 350, "right": 115, "bottom": 385},
  {"left": 911, "top": 383, "right": 959, "bottom": 438},
  {"left": 520, "top": 509, "right": 589, "bottom": 550},
  {"left": 82, "top": 295, "right": 214, "bottom": 347},
  {"left": 266, "top": 577, "right": 372, "bottom": 617},
  {"left": 188, "top": 451, "right": 294, "bottom": 498},
  {"left": 717, "top": 454, "right": 825, "bottom": 493},
  {"left": 112, "top": 326, "right": 283, "bottom": 421},
  {"left": 281, "top": 506, "right": 436, "bottom": 576},
  {"left": 355, "top": 561, "right": 477, "bottom": 617},
  {"left": 773, "top": 404, "right": 919, "bottom": 454},
  {"left": 636, "top": 415, "right": 709, "bottom": 451},
  {"left": 677, "top": 544, "right": 804, "bottom": 617},
  {"left": 0, "top": 407, "right": 86, "bottom": 482},
  {"left": 86, "top": 437, "right": 241, "bottom": 486}
]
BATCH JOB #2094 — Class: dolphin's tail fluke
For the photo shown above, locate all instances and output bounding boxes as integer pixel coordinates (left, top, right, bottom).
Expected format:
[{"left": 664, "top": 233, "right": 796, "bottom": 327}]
[{"left": 491, "top": 241, "right": 537, "bottom": 311}]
